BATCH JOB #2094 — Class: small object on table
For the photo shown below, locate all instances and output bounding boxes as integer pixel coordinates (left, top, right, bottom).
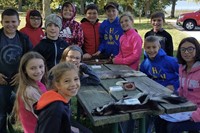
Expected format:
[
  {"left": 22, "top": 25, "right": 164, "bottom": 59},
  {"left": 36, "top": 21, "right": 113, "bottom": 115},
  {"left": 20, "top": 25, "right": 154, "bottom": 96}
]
[{"left": 123, "top": 82, "right": 136, "bottom": 91}]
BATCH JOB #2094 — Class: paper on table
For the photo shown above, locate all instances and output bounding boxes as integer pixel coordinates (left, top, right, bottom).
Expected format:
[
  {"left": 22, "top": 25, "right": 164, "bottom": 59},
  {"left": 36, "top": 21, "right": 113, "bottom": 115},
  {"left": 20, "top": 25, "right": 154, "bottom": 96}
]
[
  {"left": 160, "top": 111, "right": 192, "bottom": 122},
  {"left": 91, "top": 65, "right": 102, "bottom": 69},
  {"left": 109, "top": 86, "right": 123, "bottom": 91}
]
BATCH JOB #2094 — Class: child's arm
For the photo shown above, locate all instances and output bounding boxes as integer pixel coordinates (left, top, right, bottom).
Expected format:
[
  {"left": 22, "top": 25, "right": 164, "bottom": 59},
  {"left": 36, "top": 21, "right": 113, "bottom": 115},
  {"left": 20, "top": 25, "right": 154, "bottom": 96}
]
[
  {"left": 80, "top": 63, "right": 100, "bottom": 86},
  {"left": 73, "top": 22, "right": 84, "bottom": 47},
  {"left": 165, "top": 33, "right": 174, "bottom": 56}
]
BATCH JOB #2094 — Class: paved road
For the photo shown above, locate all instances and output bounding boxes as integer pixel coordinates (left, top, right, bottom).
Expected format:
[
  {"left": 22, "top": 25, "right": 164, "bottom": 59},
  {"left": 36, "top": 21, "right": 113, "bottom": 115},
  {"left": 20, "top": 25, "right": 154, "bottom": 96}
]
[{"left": 166, "top": 19, "right": 200, "bottom": 41}]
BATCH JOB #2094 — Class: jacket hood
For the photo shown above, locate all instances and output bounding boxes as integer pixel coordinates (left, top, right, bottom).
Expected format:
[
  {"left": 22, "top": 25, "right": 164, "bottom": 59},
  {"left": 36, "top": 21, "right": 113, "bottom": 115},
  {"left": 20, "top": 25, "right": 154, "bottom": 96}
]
[
  {"left": 80, "top": 18, "right": 99, "bottom": 23},
  {"left": 25, "top": 10, "right": 43, "bottom": 29},
  {"left": 180, "top": 61, "right": 200, "bottom": 73},
  {"left": 105, "top": 16, "right": 120, "bottom": 25},
  {"left": 34, "top": 90, "right": 69, "bottom": 110},
  {"left": 61, "top": 2, "right": 76, "bottom": 21},
  {"left": 144, "top": 48, "right": 166, "bottom": 61}
]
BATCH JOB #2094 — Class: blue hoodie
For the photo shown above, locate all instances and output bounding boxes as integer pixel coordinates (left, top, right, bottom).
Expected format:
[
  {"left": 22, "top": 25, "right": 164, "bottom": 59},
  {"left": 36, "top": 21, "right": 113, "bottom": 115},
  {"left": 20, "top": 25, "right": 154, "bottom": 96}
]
[
  {"left": 98, "top": 17, "right": 123, "bottom": 58},
  {"left": 140, "top": 49, "right": 179, "bottom": 92}
]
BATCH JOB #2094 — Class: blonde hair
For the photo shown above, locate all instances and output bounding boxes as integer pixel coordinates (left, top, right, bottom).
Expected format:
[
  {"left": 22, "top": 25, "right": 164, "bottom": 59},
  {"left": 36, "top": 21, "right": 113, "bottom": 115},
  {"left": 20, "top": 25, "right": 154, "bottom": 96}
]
[
  {"left": 13, "top": 51, "right": 47, "bottom": 121},
  {"left": 119, "top": 12, "right": 134, "bottom": 22},
  {"left": 47, "top": 62, "right": 79, "bottom": 90},
  {"left": 144, "top": 36, "right": 161, "bottom": 48},
  {"left": 60, "top": 45, "right": 83, "bottom": 62}
]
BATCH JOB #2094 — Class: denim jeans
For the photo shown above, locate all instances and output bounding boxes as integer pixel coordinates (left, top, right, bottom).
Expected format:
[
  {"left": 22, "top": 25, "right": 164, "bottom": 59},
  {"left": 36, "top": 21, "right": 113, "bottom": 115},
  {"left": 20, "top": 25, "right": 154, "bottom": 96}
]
[
  {"left": 154, "top": 116, "right": 200, "bottom": 133},
  {"left": 0, "top": 85, "right": 13, "bottom": 133}
]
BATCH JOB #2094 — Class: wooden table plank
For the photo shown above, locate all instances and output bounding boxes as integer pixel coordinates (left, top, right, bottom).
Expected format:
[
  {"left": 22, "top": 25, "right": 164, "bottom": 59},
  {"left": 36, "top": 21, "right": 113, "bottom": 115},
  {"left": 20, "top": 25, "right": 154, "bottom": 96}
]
[
  {"left": 104, "top": 64, "right": 132, "bottom": 71},
  {"left": 78, "top": 85, "right": 132, "bottom": 126},
  {"left": 125, "top": 77, "right": 197, "bottom": 114}
]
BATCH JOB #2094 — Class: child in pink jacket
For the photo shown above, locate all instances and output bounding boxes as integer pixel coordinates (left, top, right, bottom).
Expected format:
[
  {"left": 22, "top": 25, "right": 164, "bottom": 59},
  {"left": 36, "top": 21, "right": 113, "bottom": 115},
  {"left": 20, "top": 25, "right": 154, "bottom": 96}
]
[
  {"left": 154, "top": 37, "right": 200, "bottom": 133},
  {"left": 112, "top": 12, "right": 142, "bottom": 70}
]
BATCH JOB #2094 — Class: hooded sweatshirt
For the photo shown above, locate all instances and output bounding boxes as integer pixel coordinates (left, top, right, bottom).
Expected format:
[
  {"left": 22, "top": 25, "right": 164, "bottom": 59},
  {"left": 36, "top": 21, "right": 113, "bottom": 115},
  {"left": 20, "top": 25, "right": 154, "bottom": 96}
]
[
  {"left": 20, "top": 10, "right": 44, "bottom": 47},
  {"left": 34, "top": 90, "right": 71, "bottom": 133},
  {"left": 59, "top": 2, "right": 84, "bottom": 47},
  {"left": 81, "top": 18, "right": 100, "bottom": 55},
  {"left": 113, "top": 29, "right": 142, "bottom": 70},
  {"left": 98, "top": 17, "right": 123, "bottom": 58},
  {"left": 140, "top": 48, "right": 179, "bottom": 91},
  {"left": 33, "top": 37, "right": 69, "bottom": 70},
  {"left": 145, "top": 29, "right": 173, "bottom": 56},
  {"left": 178, "top": 61, "right": 200, "bottom": 122}
]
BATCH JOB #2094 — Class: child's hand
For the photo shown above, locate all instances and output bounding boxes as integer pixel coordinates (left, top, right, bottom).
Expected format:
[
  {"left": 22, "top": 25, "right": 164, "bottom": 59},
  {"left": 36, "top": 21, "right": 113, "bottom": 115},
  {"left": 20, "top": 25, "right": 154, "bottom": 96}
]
[
  {"left": 92, "top": 51, "right": 101, "bottom": 56},
  {"left": 71, "top": 126, "right": 79, "bottom": 133},
  {"left": 10, "top": 73, "right": 19, "bottom": 86},
  {"left": 166, "top": 85, "right": 174, "bottom": 92},
  {"left": 0, "top": 73, "right": 8, "bottom": 85},
  {"left": 83, "top": 53, "right": 92, "bottom": 60}
]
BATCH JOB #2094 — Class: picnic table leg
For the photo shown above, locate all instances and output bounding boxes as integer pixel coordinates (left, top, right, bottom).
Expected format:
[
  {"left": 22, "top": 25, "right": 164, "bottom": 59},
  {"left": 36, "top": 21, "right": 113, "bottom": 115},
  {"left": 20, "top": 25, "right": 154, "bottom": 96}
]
[
  {"left": 139, "top": 118, "right": 146, "bottom": 133},
  {"left": 111, "top": 123, "right": 119, "bottom": 133}
]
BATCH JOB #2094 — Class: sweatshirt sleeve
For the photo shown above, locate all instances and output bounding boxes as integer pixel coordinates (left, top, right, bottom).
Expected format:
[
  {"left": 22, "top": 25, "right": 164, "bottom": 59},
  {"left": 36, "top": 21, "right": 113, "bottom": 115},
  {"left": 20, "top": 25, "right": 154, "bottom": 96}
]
[
  {"left": 73, "top": 22, "right": 84, "bottom": 47},
  {"left": 192, "top": 107, "right": 200, "bottom": 122},
  {"left": 80, "top": 63, "right": 101, "bottom": 86},
  {"left": 165, "top": 32, "right": 173, "bottom": 56},
  {"left": 98, "top": 22, "right": 106, "bottom": 52},
  {"left": 113, "top": 35, "right": 142, "bottom": 65}
]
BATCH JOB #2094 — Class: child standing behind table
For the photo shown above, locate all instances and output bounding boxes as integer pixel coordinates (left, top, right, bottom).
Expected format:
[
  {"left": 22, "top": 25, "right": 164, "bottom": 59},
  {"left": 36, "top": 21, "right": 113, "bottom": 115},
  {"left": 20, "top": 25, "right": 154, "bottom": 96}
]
[
  {"left": 12, "top": 51, "right": 47, "bottom": 133},
  {"left": 61, "top": 45, "right": 100, "bottom": 86},
  {"left": 154, "top": 37, "right": 200, "bottom": 133},
  {"left": 112, "top": 12, "right": 143, "bottom": 70},
  {"left": 80, "top": 4, "right": 100, "bottom": 60},
  {"left": 59, "top": 2, "right": 84, "bottom": 47},
  {"left": 93, "top": 2, "right": 123, "bottom": 59},
  {"left": 20, "top": 10, "right": 44, "bottom": 47},
  {"left": 33, "top": 14, "right": 69, "bottom": 70},
  {"left": 145, "top": 11, "right": 174, "bottom": 56},
  {"left": 140, "top": 36, "right": 179, "bottom": 93}
]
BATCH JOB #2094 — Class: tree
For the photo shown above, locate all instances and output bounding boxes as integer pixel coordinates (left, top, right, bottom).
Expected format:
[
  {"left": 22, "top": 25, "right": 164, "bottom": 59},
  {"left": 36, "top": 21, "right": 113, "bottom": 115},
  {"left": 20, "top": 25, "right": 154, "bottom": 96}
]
[
  {"left": 43, "top": 0, "right": 51, "bottom": 18},
  {"left": 170, "top": 0, "right": 177, "bottom": 18}
]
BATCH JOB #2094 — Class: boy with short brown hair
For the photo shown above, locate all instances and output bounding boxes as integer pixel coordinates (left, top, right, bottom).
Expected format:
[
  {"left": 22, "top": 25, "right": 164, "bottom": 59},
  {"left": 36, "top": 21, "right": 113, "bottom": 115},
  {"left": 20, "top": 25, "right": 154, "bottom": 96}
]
[{"left": 0, "top": 8, "right": 32, "bottom": 133}]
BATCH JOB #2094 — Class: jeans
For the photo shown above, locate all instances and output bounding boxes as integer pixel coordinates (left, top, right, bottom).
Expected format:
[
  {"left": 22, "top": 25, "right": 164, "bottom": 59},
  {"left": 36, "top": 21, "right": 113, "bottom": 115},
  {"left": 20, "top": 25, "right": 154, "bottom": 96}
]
[
  {"left": 154, "top": 116, "right": 200, "bottom": 133},
  {"left": 0, "top": 85, "right": 13, "bottom": 133}
]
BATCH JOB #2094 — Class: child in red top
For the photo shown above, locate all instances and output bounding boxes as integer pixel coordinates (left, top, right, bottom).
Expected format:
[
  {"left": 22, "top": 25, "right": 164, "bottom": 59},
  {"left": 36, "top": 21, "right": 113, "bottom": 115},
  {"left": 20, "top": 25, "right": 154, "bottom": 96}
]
[
  {"left": 20, "top": 10, "right": 44, "bottom": 47},
  {"left": 81, "top": 4, "right": 100, "bottom": 60}
]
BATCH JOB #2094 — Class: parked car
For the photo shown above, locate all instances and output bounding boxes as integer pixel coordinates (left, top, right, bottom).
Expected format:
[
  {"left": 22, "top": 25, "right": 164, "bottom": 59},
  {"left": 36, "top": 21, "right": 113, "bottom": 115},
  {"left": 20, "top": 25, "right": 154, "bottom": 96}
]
[{"left": 176, "top": 9, "right": 200, "bottom": 30}]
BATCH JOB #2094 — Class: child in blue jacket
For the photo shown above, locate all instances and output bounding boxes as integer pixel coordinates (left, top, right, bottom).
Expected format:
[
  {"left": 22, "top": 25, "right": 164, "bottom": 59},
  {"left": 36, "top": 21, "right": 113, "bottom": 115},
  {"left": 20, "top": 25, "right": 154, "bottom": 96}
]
[
  {"left": 93, "top": 2, "right": 123, "bottom": 58},
  {"left": 140, "top": 36, "right": 179, "bottom": 93}
]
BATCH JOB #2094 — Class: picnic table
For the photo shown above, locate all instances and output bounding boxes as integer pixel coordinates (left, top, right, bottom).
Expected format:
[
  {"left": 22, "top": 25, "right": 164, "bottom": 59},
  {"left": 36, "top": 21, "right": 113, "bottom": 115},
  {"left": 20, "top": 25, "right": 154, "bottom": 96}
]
[{"left": 77, "top": 64, "right": 196, "bottom": 133}]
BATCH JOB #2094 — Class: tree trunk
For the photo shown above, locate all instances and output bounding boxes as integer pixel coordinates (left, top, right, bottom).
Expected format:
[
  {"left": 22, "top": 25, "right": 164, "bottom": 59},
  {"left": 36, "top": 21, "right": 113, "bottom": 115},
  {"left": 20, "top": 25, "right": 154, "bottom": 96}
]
[
  {"left": 42, "top": 0, "right": 51, "bottom": 19},
  {"left": 170, "top": 0, "right": 177, "bottom": 18},
  {"left": 18, "top": 0, "right": 22, "bottom": 11},
  {"left": 80, "top": 0, "right": 85, "bottom": 15}
]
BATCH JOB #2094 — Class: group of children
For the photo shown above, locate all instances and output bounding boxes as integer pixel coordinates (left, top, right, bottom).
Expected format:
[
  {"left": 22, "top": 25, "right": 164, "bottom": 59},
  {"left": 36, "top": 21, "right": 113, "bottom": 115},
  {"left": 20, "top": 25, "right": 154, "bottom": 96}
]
[{"left": 0, "top": 1, "right": 200, "bottom": 133}]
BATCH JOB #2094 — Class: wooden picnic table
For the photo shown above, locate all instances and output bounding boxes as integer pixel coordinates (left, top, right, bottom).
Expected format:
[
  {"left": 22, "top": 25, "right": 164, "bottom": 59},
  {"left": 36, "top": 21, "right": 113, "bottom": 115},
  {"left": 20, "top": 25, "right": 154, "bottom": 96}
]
[{"left": 77, "top": 64, "right": 196, "bottom": 133}]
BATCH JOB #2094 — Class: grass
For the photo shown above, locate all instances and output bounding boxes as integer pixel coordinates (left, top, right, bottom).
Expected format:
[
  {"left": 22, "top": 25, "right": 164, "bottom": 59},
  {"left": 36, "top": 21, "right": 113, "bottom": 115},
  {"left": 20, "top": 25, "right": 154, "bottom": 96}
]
[{"left": 9, "top": 15, "right": 189, "bottom": 133}]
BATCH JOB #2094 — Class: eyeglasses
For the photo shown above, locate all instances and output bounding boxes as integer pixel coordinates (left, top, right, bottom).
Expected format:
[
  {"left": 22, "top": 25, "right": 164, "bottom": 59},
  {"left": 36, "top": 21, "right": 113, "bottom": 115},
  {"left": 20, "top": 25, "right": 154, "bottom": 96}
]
[
  {"left": 30, "top": 17, "right": 41, "bottom": 21},
  {"left": 180, "top": 46, "right": 196, "bottom": 53},
  {"left": 67, "top": 55, "right": 81, "bottom": 60}
]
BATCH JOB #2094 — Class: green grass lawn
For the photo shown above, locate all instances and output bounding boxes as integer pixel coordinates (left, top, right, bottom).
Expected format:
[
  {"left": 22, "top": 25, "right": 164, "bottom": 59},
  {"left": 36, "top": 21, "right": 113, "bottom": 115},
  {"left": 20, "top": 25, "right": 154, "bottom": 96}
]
[{"left": 9, "top": 15, "right": 189, "bottom": 133}]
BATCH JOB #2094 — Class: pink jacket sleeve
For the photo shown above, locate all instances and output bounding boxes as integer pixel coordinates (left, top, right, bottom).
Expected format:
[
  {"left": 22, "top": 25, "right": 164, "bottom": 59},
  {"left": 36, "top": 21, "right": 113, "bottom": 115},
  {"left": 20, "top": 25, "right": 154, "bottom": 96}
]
[{"left": 192, "top": 107, "right": 200, "bottom": 122}]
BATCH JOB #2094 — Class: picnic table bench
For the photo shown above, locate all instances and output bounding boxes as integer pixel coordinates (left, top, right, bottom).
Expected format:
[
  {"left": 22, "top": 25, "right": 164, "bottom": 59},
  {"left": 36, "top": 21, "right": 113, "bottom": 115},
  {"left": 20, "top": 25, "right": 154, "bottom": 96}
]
[{"left": 77, "top": 64, "right": 196, "bottom": 133}]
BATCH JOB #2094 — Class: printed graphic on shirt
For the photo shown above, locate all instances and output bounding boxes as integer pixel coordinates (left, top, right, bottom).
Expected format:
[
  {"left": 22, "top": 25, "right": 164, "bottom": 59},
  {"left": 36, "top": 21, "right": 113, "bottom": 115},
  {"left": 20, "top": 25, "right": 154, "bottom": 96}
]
[
  {"left": 0, "top": 44, "right": 22, "bottom": 65},
  {"left": 155, "top": 35, "right": 166, "bottom": 50},
  {"left": 59, "top": 27, "right": 72, "bottom": 39},
  {"left": 104, "top": 28, "right": 120, "bottom": 45},
  {"left": 149, "top": 66, "right": 166, "bottom": 80},
  {"left": 181, "top": 77, "right": 200, "bottom": 90}
]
